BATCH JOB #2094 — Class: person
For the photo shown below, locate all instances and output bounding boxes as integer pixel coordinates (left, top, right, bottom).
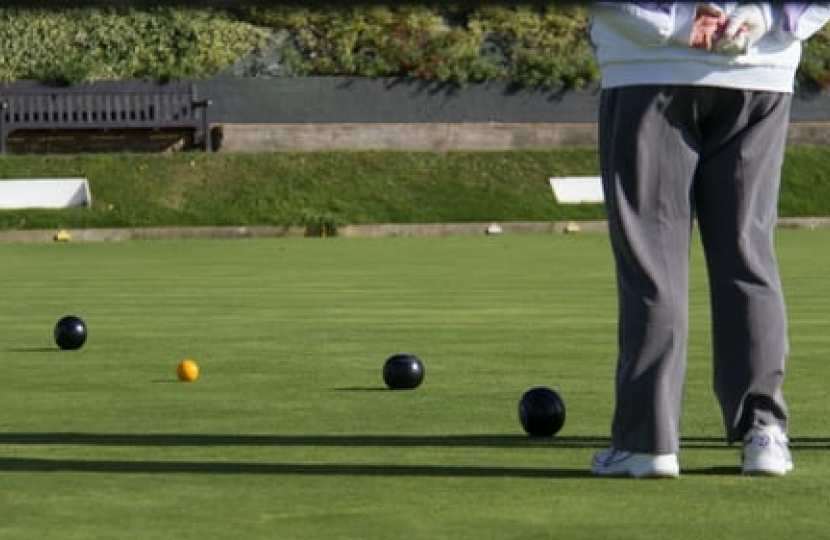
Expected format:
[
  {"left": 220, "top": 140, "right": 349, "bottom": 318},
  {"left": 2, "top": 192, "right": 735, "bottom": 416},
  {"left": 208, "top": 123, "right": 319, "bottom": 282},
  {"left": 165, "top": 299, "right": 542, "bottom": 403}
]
[{"left": 588, "top": 2, "right": 830, "bottom": 478}]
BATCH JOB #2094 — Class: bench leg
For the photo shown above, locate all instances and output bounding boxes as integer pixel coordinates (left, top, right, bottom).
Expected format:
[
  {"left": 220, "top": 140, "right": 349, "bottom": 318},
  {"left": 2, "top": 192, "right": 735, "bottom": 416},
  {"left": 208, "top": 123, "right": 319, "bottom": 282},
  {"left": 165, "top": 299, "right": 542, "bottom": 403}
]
[{"left": 204, "top": 125, "right": 212, "bottom": 152}]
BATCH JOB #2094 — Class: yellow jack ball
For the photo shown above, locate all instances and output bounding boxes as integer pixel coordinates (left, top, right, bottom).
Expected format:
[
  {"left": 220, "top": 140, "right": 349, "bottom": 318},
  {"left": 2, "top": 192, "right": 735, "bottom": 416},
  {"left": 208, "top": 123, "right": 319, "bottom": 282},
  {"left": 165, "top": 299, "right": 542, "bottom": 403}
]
[{"left": 177, "top": 359, "right": 199, "bottom": 382}]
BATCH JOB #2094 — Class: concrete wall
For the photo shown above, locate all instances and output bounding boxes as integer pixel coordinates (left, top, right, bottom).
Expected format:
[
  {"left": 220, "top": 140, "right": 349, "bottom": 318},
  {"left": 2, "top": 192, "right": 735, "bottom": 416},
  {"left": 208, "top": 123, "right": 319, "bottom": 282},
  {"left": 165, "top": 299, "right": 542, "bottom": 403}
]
[
  {"left": 202, "top": 77, "right": 602, "bottom": 150},
  {"left": 4, "top": 77, "right": 830, "bottom": 152},
  {"left": 200, "top": 77, "right": 600, "bottom": 124},
  {"left": 216, "top": 122, "right": 597, "bottom": 152},
  {"left": 201, "top": 76, "right": 830, "bottom": 123},
  {"left": 202, "top": 77, "right": 830, "bottom": 151},
  {"left": 215, "top": 121, "right": 830, "bottom": 152}
]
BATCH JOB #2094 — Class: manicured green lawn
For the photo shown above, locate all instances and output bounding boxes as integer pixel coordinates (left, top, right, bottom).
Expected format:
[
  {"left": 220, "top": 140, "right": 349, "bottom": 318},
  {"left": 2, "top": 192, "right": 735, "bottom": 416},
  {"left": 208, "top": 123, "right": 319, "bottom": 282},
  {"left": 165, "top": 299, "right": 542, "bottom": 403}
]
[{"left": 1, "top": 231, "right": 829, "bottom": 539}]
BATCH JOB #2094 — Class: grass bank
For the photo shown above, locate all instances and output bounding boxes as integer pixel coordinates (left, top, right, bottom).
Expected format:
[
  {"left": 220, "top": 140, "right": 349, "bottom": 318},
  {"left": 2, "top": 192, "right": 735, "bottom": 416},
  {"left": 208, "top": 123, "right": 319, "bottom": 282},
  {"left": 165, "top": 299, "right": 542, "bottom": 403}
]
[{"left": 2, "top": 146, "right": 830, "bottom": 231}]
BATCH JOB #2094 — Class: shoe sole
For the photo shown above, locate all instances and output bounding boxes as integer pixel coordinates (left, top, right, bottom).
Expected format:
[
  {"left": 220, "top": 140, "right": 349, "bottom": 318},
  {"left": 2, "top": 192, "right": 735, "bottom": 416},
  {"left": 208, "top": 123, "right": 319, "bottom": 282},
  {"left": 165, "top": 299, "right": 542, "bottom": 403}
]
[
  {"left": 742, "top": 452, "right": 794, "bottom": 476},
  {"left": 742, "top": 462, "right": 794, "bottom": 476},
  {"left": 592, "top": 455, "right": 680, "bottom": 478},
  {"left": 594, "top": 468, "right": 680, "bottom": 479}
]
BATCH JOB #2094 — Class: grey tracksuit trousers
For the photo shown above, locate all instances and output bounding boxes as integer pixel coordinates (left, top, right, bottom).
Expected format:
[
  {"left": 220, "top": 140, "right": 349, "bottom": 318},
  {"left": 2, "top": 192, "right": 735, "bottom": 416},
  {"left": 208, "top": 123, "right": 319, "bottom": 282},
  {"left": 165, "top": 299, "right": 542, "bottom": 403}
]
[{"left": 599, "top": 85, "right": 791, "bottom": 454}]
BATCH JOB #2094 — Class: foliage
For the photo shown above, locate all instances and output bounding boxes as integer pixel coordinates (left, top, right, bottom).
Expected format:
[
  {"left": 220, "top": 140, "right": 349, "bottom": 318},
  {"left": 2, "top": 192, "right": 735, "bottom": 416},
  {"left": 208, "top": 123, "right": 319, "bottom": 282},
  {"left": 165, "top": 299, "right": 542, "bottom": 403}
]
[
  {"left": 469, "top": 4, "right": 597, "bottom": 88},
  {"left": 0, "top": 4, "right": 598, "bottom": 88},
  {"left": 1, "top": 4, "right": 830, "bottom": 90},
  {"left": 233, "top": 4, "right": 596, "bottom": 88},
  {"left": 0, "top": 7, "right": 270, "bottom": 84},
  {"left": 798, "top": 28, "right": 830, "bottom": 92}
]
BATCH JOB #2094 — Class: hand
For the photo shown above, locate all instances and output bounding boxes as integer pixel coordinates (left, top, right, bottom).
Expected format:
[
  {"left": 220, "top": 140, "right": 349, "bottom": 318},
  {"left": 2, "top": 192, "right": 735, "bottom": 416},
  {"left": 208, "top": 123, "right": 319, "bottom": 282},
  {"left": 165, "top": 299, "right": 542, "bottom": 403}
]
[
  {"left": 690, "top": 4, "right": 727, "bottom": 50},
  {"left": 713, "top": 4, "right": 769, "bottom": 55}
]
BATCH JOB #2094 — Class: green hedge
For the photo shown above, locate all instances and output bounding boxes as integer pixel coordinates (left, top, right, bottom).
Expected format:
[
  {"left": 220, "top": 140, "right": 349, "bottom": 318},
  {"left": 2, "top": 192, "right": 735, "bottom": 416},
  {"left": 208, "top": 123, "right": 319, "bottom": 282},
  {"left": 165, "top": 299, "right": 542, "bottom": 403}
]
[
  {"left": 0, "top": 8, "right": 270, "bottom": 84},
  {"left": 229, "top": 4, "right": 597, "bottom": 88},
  {"left": 2, "top": 5, "right": 829, "bottom": 91}
]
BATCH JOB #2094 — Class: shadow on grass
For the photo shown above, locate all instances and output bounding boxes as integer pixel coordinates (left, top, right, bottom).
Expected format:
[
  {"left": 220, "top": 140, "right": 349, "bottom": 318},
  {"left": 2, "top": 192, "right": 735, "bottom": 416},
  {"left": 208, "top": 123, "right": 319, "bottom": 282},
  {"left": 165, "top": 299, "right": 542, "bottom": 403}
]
[
  {"left": 0, "top": 432, "right": 604, "bottom": 448},
  {"left": 1, "top": 433, "right": 825, "bottom": 478},
  {"left": 0, "top": 457, "right": 592, "bottom": 478},
  {"left": 333, "top": 386, "right": 391, "bottom": 392},
  {"left": 7, "top": 433, "right": 828, "bottom": 449},
  {"left": 0, "top": 433, "right": 597, "bottom": 478},
  {"left": 683, "top": 466, "right": 742, "bottom": 476},
  {"left": 7, "top": 432, "right": 816, "bottom": 449}
]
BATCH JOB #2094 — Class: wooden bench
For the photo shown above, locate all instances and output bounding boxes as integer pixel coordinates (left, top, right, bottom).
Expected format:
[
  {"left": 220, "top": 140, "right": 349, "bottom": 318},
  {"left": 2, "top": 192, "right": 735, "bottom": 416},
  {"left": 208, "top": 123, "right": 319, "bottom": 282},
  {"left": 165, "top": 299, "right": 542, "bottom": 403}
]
[{"left": 0, "top": 81, "right": 212, "bottom": 153}]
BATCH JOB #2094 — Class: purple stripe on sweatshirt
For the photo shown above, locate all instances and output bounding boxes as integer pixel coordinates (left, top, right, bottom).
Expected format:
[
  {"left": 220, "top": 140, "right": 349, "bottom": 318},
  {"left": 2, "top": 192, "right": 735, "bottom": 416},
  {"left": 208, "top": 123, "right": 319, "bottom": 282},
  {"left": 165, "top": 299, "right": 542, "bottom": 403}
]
[
  {"left": 632, "top": 3, "right": 673, "bottom": 13},
  {"left": 781, "top": 3, "right": 811, "bottom": 32}
]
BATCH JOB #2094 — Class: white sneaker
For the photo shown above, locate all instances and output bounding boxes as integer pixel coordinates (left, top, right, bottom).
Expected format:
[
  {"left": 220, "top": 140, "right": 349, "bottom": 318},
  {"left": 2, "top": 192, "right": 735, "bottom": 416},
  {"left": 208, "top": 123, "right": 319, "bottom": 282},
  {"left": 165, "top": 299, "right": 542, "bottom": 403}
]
[
  {"left": 591, "top": 448, "right": 680, "bottom": 478},
  {"left": 742, "top": 424, "right": 794, "bottom": 476}
]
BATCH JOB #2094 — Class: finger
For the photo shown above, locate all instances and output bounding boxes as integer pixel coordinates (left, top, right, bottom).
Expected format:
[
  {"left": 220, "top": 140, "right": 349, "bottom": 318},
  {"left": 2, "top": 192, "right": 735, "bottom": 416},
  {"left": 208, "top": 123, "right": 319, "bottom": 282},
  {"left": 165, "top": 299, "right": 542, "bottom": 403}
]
[{"left": 726, "top": 21, "right": 750, "bottom": 39}]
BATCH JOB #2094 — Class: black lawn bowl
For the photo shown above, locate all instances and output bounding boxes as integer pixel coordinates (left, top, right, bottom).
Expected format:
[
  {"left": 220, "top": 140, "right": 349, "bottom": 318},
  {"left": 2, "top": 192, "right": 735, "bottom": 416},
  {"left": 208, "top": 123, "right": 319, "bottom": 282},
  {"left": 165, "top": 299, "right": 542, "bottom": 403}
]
[
  {"left": 518, "top": 386, "right": 566, "bottom": 437},
  {"left": 383, "top": 353, "right": 425, "bottom": 390},
  {"left": 54, "top": 315, "right": 88, "bottom": 350}
]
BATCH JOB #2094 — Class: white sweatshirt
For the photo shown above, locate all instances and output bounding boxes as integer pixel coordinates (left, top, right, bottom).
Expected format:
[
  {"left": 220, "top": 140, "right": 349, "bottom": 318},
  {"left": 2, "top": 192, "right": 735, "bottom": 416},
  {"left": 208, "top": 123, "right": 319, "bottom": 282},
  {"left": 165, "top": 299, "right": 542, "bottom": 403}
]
[{"left": 590, "top": 2, "right": 830, "bottom": 92}]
